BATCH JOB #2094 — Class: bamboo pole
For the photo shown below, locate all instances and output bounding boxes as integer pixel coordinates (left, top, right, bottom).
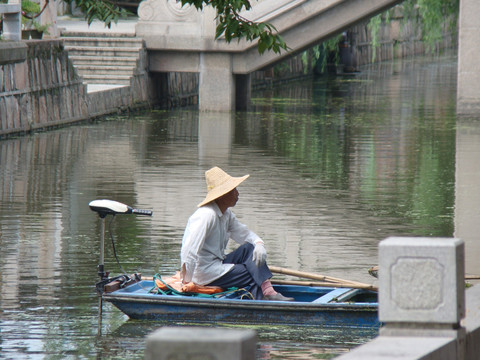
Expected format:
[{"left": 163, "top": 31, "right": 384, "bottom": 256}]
[
  {"left": 269, "top": 265, "right": 372, "bottom": 288},
  {"left": 271, "top": 279, "right": 378, "bottom": 291}
]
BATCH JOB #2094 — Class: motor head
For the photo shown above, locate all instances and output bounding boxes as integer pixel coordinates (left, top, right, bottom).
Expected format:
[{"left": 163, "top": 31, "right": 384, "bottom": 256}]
[{"left": 89, "top": 199, "right": 153, "bottom": 218}]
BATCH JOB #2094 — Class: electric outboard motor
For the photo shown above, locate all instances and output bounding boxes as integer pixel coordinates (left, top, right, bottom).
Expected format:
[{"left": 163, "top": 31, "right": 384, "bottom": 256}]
[
  {"left": 89, "top": 199, "right": 153, "bottom": 218},
  {"left": 90, "top": 199, "right": 152, "bottom": 334},
  {"left": 89, "top": 199, "right": 152, "bottom": 282}
]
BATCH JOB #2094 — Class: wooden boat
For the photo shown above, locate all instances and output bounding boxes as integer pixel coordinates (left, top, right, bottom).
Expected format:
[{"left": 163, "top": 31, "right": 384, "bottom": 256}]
[
  {"left": 98, "top": 275, "right": 379, "bottom": 329},
  {"left": 88, "top": 200, "right": 379, "bottom": 330}
]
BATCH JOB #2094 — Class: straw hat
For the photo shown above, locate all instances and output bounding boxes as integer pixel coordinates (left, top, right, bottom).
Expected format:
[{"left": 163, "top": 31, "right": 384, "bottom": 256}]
[{"left": 197, "top": 167, "right": 249, "bottom": 207}]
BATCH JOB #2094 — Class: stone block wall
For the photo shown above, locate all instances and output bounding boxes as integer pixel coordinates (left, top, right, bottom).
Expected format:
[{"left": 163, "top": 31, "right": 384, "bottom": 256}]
[
  {"left": 0, "top": 40, "right": 87, "bottom": 137},
  {"left": 0, "top": 40, "right": 153, "bottom": 138},
  {"left": 352, "top": 7, "right": 456, "bottom": 67},
  {"left": 87, "top": 68, "right": 153, "bottom": 118}
]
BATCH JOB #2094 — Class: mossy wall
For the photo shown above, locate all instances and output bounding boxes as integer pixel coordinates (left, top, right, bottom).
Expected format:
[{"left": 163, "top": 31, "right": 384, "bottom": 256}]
[
  {"left": 0, "top": 40, "right": 87, "bottom": 136},
  {"left": 0, "top": 40, "right": 152, "bottom": 138},
  {"left": 252, "top": 8, "right": 457, "bottom": 87}
]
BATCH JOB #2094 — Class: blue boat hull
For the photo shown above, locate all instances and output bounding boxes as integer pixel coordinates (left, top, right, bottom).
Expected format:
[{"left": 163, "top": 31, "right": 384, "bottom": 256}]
[{"left": 102, "top": 281, "right": 379, "bottom": 329}]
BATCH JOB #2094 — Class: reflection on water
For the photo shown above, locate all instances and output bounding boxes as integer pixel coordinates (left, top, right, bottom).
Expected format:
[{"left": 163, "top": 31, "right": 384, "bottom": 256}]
[
  {"left": 93, "top": 319, "right": 373, "bottom": 359},
  {"left": 1, "top": 53, "right": 476, "bottom": 359}
]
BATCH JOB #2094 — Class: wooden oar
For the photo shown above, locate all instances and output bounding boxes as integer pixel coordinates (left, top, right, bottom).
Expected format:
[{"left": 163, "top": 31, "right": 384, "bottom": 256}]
[
  {"left": 271, "top": 279, "right": 378, "bottom": 291},
  {"left": 269, "top": 266, "right": 374, "bottom": 289},
  {"left": 466, "top": 275, "right": 480, "bottom": 280},
  {"left": 369, "top": 266, "right": 480, "bottom": 281}
]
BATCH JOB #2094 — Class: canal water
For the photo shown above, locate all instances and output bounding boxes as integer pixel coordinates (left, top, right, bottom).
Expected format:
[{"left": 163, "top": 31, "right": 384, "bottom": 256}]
[{"left": 1, "top": 52, "right": 479, "bottom": 359}]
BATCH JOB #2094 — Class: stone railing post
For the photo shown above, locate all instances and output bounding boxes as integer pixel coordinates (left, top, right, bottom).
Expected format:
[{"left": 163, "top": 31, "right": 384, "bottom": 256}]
[
  {"left": 0, "top": 1, "right": 21, "bottom": 41},
  {"left": 145, "top": 327, "right": 257, "bottom": 360},
  {"left": 379, "top": 237, "right": 465, "bottom": 338},
  {"left": 338, "top": 237, "right": 466, "bottom": 359}
]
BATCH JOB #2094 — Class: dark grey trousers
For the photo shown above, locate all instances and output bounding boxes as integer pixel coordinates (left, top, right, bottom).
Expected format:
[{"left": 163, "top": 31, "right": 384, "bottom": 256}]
[{"left": 207, "top": 243, "right": 273, "bottom": 300}]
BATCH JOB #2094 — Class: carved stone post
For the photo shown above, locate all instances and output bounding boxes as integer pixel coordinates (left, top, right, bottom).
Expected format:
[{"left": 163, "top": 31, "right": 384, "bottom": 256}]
[
  {"left": 136, "top": 0, "right": 215, "bottom": 42},
  {"left": 338, "top": 237, "right": 466, "bottom": 359}
]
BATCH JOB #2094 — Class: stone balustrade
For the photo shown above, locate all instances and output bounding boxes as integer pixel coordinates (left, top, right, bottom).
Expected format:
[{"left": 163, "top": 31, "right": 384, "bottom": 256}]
[
  {"left": 143, "top": 237, "right": 480, "bottom": 359},
  {"left": 337, "top": 237, "right": 477, "bottom": 360}
]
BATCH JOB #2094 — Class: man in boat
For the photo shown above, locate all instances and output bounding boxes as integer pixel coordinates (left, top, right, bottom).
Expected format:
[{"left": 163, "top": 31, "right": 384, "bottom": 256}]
[{"left": 180, "top": 166, "right": 294, "bottom": 301}]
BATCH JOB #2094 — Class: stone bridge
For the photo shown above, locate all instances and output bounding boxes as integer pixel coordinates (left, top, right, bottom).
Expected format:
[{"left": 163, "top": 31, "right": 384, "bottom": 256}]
[
  {"left": 2, "top": 0, "right": 478, "bottom": 113},
  {"left": 134, "top": 0, "right": 479, "bottom": 114},
  {"left": 136, "top": 0, "right": 404, "bottom": 111}
]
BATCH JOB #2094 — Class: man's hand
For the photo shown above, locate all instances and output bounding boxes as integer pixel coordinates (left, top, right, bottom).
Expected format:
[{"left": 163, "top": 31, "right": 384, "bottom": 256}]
[{"left": 252, "top": 241, "right": 267, "bottom": 267}]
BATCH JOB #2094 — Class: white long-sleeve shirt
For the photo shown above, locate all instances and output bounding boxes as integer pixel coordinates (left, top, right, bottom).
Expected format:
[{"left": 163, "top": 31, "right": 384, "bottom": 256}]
[{"left": 180, "top": 202, "right": 262, "bottom": 285}]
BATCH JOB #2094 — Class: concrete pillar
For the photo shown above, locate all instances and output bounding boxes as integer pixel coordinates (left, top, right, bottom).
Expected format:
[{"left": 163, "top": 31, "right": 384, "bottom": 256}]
[
  {"left": 199, "top": 53, "right": 235, "bottom": 112},
  {"left": 457, "top": 0, "right": 480, "bottom": 114},
  {"left": 145, "top": 327, "right": 257, "bottom": 360},
  {"left": 0, "top": 3, "right": 21, "bottom": 41}
]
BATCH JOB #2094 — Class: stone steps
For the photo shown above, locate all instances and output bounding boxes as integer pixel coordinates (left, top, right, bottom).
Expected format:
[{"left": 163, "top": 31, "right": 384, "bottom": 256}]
[
  {"left": 75, "top": 64, "right": 135, "bottom": 76},
  {"left": 62, "top": 36, "right": 143, "bottom": 47},
  {"left": 62, "top": 34, "right": 144, "bottom": 86},
  {"left": 68, "top": 55, "right": 137, "bottom": 67},
  {"left": 81, "top": 74, "right": 132, "bottom": 85},
  {"left": 65, "top": 46, "right": 141, "bottom": 58}
]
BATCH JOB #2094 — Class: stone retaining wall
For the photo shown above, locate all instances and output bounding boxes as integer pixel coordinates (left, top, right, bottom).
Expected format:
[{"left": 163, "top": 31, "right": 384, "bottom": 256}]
[
  {"left": 0, "top": 40, "right": 86, "bottom": 136},
  {"left": 0, "top": 40, "right": 152, "bottom": 138},
  {"left": 353, "top": 8, "right": 456, "bottom": 67},
  {"left": 153, "top": 72, "right": 198, "bottom": 109}
]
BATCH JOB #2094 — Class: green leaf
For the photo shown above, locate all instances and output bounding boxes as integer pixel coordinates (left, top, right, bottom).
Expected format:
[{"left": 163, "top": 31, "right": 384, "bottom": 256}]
[{"left": 258, "top": 39, "right": 267, "bottom": 54}]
